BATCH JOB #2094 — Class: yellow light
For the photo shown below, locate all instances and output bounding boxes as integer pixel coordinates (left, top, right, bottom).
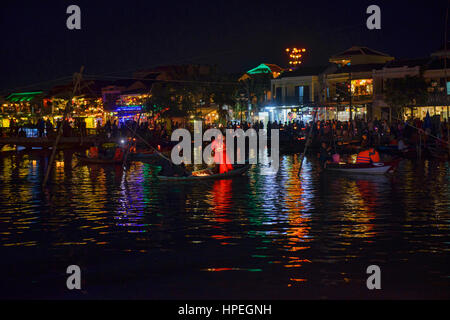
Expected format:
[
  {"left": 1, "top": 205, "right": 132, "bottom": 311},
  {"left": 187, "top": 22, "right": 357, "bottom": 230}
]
[
  {"left": 302, "top": 49, "right": 306, "bottom": 52},
  {"left": 286, "top": 48, "right": 290, "bottom": 52}
]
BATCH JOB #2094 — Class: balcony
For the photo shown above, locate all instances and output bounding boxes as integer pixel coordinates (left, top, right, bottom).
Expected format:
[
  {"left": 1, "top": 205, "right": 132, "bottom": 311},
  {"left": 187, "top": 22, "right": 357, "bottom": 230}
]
[{"left": 268, "top": 96, "right": 316, "bottom": 106}]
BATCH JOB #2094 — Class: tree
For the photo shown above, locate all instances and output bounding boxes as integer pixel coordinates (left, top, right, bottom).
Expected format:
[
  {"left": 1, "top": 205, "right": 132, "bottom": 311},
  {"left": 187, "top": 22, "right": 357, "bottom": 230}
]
[
  {"left": 209, "top": 74, "right": 239, "bottom": 124},
  {"left": 145, "top": 66, "right": 239, "bottom": 123},
  {"left": 384, "top": 75, "right": 428, "bottom": 120},
  {"left": 238, "top": 72, "right": 272, "bottom": 121}
]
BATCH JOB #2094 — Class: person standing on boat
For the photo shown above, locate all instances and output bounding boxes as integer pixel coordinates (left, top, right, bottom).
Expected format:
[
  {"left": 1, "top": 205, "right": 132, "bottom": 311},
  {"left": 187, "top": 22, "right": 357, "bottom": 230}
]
[{"left": 211, "top": 136, "right": 233, "bottom": 174}]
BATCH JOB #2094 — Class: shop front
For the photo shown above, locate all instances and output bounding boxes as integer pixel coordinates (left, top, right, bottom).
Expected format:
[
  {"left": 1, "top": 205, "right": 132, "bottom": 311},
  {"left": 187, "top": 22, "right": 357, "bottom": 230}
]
[{"left": 404, "top": 106, "right": 450, "bottom": 120}]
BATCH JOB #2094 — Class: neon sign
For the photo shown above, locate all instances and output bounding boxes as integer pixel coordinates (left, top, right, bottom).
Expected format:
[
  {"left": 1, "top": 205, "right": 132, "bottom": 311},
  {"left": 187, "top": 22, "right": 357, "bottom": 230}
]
[{"left": 115, "top": 105, "right": 143, "bottom": 112}]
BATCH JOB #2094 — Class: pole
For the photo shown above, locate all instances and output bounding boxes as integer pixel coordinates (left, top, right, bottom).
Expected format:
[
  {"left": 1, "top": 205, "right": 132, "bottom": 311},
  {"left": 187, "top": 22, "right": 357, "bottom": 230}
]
[
  {"left": 298, "top": 107, "right": 318, "bottom": 176},
  {"left": 349, "top": 72, "right": 352, "bottom": 121},
  {"left": 121, "top": 113, "right": 142, "bottom": 167},
  {"left": 444, "top": 1, "right": 449, "bottom": 156},
  {"left": 246, "top": 80, "right": 251, "bottom": 123},
  {"left": 42, "top": 66, "right": 84, "bottom": 187}
]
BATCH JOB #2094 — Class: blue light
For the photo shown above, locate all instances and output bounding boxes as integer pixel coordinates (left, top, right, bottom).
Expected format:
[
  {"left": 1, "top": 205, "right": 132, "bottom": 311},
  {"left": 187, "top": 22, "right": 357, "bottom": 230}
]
[{"left": 115, "top": 105, "right": 143, "bottom": 112}]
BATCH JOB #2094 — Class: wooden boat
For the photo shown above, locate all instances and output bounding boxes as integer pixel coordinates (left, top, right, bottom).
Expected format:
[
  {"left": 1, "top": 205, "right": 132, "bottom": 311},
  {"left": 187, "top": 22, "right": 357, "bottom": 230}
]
[
  {"left": 76, "top": 153, "right": 123, "bottom": 164},
  {"left": 158, "top": 164, "right": 251, "bottom": 181},
  {"left": 325, "top": 161, "right": 399, "bottom": 175}
]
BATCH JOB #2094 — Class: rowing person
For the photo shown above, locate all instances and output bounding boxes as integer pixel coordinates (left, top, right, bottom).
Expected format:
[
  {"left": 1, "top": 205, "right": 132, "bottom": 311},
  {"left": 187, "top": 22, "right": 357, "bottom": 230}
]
[{"left": 155, "top": 157, "right": 191, "bottom": 177}]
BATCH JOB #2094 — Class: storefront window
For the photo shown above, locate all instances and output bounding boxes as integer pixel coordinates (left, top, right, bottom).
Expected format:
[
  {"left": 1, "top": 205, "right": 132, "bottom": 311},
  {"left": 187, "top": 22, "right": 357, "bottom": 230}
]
[{"left": 351, "top": 79, "right": 373, "bottom": 96}]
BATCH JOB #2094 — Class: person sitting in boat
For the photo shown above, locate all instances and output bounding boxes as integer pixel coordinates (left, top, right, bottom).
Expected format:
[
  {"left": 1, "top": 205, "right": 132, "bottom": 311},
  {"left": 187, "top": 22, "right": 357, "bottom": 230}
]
[
  {"left": 319, "top": 142, "right": 332, "bottom": 168},
  {"left": 88, "top": 145, "right": 99, "bottom": 159},
  {"left": 356, "top": 148, "right": 380, "bottom": 164},
  {"left": 156, "top": 158, "right": 191, "bottom": 177},
  {"left": 113, "top": 147, "right": 124, "bottom": 161}
]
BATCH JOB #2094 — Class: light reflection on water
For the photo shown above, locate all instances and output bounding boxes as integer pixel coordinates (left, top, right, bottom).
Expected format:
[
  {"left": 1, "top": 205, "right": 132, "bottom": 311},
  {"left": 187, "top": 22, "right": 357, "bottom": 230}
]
[{"left": 0, "top": 150, "right": 449, "bottom": 298}]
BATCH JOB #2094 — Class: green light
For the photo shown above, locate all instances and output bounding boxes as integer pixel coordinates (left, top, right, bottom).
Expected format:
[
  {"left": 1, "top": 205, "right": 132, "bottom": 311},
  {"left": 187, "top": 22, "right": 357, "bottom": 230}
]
[
  {"left": 247, "top": 64, "right": 272, "bottom": 75},
  {"left": 6, "top": 91, "right": 43, "bottom": 102}
]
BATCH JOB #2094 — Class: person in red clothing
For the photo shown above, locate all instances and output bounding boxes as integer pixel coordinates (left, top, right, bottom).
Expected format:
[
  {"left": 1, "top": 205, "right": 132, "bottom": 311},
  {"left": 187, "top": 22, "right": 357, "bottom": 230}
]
[
  {"left": 356, "top": 148, "right": 380, "bottom": 164},
  {"left": 88, "top": 146, "right": 99, "bottom": 159},
  {"left": 211, "top": 136, "right": 233, "bottom": 174},
  {"left": 113, "top": 147, "right": 124, "bottom": 161}
]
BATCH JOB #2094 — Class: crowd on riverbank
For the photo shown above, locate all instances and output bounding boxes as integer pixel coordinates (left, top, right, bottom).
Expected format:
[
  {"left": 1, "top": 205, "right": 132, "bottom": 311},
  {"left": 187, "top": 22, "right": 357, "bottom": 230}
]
[{"left": 1, "top": 115, "right": 449, "bottom": 153}]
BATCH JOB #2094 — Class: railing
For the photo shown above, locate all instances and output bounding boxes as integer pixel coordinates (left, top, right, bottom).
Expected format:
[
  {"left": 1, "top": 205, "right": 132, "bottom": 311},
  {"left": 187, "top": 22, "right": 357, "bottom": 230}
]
[{"left": 267, "top": 96, "right": 316, "bottom": 106}]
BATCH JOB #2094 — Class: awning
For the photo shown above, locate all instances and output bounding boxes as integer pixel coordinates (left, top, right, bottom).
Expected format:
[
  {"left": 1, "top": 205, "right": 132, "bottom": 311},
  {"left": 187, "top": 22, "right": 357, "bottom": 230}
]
[{"left": 6, "top": 91, "right": 43, "bottom": 102}]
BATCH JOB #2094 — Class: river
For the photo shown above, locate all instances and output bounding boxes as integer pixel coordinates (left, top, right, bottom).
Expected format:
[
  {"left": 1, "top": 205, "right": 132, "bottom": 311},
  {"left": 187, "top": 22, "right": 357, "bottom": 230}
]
[{"left": 0, "top": 150, "right": 448, "bottom": 299}]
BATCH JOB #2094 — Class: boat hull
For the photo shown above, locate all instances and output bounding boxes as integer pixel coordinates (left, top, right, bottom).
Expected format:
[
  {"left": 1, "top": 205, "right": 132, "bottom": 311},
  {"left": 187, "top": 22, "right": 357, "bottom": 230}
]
[
  {"left": 158, "top": 164, "right": 251, "bottom": 181},
  {"left": 325, "top": 161, "right": 397, "bottom": 175}
]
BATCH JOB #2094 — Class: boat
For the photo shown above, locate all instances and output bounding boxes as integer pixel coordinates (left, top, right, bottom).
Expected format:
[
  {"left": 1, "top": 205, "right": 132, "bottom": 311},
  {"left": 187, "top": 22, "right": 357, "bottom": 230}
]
[
  {"left": 158, "top": 164, "right": 251, "bottom": 181},
  {"left": 75, "top": 153, "right": 123, "bottom": 164},
  {"left": 325, "top": 160, "right": 399, "bottom": 175}
]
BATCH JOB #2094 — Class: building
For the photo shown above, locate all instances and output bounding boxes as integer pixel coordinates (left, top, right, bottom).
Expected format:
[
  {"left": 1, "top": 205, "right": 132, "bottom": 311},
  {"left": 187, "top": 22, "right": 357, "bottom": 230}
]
[
  {"left": 373, "top": 44, "right": 450, "bottom": 121},
  {"left": 264, "top": 66, "right": 329, "bottom": 123},
  {"left": 102, "top": 79, "right": 154, "bottom": 125},
  {"left": 323, "top": 46, "right": 394, "bottom": 121}
]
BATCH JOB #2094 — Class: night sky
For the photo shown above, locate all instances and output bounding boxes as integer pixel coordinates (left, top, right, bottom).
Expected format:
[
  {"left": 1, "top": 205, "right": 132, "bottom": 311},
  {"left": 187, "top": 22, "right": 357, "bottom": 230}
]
[{"left": 1, "top": 0, "right": 448, "bottom": 92}]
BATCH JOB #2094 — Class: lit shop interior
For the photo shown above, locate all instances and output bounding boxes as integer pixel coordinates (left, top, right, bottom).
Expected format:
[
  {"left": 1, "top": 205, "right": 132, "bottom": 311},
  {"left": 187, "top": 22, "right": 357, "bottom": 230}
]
[{"left": 260, "top": 106, "right": 367, "bottom": 123}]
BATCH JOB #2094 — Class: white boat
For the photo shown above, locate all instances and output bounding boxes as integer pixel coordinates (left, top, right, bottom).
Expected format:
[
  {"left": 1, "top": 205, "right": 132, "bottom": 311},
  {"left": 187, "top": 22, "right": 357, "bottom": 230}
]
[{"left": 325, "top": 161, "right": 399, "bottom": 175}]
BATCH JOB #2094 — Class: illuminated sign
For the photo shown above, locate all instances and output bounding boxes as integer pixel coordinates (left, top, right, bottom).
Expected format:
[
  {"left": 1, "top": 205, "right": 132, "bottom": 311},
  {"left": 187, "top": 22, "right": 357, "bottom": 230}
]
[{"left": 114, "top": 105, "right": 143, "bottom": 112}]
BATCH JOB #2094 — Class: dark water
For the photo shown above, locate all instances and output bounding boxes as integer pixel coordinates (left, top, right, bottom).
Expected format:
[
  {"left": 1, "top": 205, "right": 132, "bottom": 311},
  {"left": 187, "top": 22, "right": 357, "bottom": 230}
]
[{"left": 0, "top": 150, "right": 449, "bottom": 299}]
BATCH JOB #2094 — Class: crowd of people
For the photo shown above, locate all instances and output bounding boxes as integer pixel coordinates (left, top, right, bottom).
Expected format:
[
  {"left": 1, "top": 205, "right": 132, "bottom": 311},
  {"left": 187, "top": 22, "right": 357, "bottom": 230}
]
[{"left": 2, "top": 115, "right": 449, "bottom": 154}]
